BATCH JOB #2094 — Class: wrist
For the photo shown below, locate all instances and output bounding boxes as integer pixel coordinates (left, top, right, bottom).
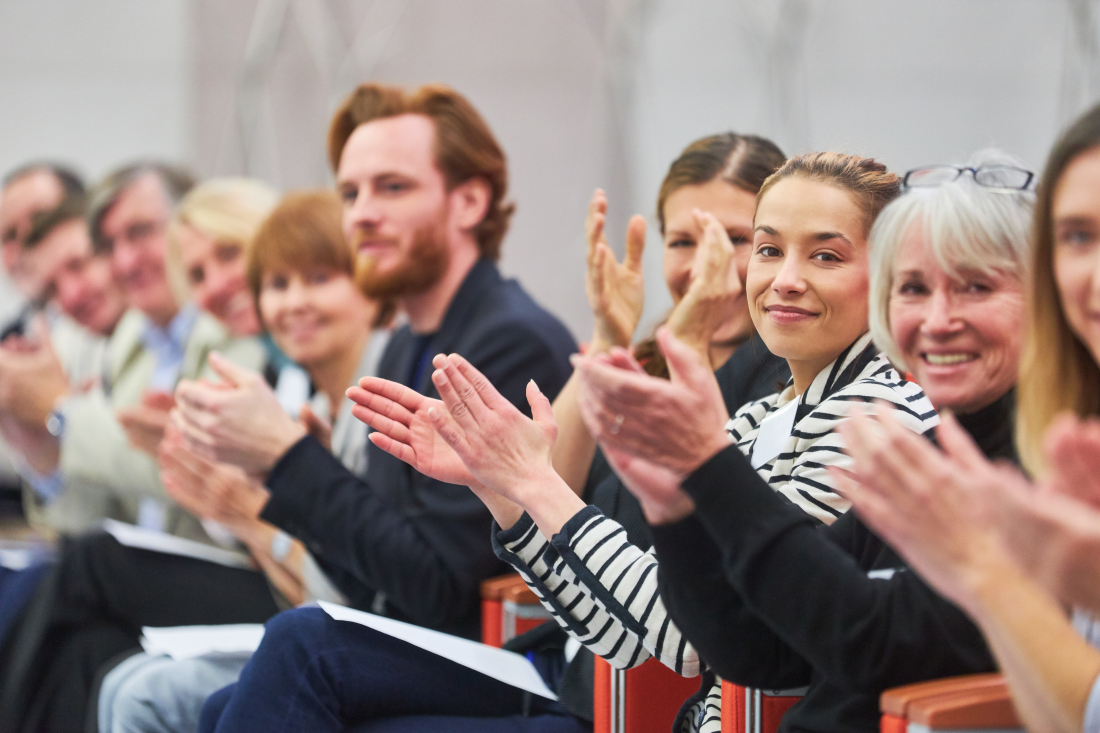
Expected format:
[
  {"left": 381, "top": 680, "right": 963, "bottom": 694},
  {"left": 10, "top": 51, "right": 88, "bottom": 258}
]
[
  {"left": 518, "top": 465, "right": 586, "bottom": 537},
  {"left": 640, "top": 490, "right": 696, "bottom": 526}
]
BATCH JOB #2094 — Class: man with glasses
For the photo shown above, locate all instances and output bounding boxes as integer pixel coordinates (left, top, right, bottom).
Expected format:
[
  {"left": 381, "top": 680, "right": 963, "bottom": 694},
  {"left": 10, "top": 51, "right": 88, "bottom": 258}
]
[{"left": 0, "top": 163, "right": 264, "bottom": 538}]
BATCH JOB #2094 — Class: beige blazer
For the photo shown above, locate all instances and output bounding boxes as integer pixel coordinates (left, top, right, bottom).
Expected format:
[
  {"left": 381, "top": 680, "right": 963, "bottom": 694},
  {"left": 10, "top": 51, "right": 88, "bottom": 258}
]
[{"left": 25, "top": 307, "right": 265, "bottom": 541}]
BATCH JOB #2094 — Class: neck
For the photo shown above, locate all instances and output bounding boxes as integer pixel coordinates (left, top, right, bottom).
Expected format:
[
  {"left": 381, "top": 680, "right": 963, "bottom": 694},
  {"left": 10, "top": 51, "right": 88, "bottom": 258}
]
[
  {"left": 309, "top": 329, "right": 371, "bottom": 418},
  {"left": 787, "top": 355, "right": 833, "bottom": 396},
  {"left": 399, "top": 245, "right": 480, "bottom": 334},
  {"left": 708, "top": 337, "right": 748, "bottom": 371},
  {"left": 146, "top": 300, "right": 180, "bottom": 329}
]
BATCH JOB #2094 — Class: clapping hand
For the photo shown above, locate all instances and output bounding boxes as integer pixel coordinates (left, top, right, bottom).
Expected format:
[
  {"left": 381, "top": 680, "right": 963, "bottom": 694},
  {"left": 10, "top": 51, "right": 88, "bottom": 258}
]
[
  {"left": 666, "top": 210, "right": 742, "bottom": 364},
  {"left": 173, "top": 353, "right": 306, "bottom": 475},
  {"left": 585, "top": 189, "right": 647, "bottom": 353}
]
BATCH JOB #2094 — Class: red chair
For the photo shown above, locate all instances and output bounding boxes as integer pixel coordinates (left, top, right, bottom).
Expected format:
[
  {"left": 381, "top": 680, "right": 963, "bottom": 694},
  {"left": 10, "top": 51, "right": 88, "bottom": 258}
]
[
  {"left": 479, "top": 574, "right": 553, "bottom": 647},
  {"left": 593, "top": 656, "right": 701, "bottom": 733},
  {"left": 880, "top": 674, "right": 1022, "bottom": 733},
  {"left": 719, "top": 680, "right": 806, "bottom": 733}
]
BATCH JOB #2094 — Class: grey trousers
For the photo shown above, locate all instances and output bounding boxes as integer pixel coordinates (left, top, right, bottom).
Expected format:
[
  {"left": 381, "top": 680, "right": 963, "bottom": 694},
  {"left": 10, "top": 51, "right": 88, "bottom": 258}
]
[{"left": 98, "top": 652, "right": 252, "bottom": 733}]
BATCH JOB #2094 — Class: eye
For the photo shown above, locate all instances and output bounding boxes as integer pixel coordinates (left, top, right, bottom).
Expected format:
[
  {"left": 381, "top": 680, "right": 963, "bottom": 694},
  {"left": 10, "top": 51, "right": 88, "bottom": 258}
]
[
  {"left": 812, "top": 251, "right": 841, "bottom": 263},
  {"left": 728, "top": 234, "right": 751, "bottom": 246},
  {"left": 666, "top": 238, "right": 694, "bottom": 249},
  {"left": 307, "top": 270, "right": 333, "bottom": 285},
  {"left": 376, "top": 178, "right": 413, "bottom": 197},
  {"left": 963, "top": 280, "right": 993, "bottom": 294},
  {"left": 215, "top": 244, "right": 241, "bottom": 263},
  {"left": 188, "top": 266, "right": 204, "bottom": 286},
  {"left": 338, "top": 185, "right": 358, "bottom": 205},
  {"left": 757, "top": 244, "right": 782, "bottom": 258},
  {"left": 897, "top": 281, "right": 928, "bottom": 296},
  {"left": 1058, "top": 228, "right": 1096, "bottom": 247},
  {"left": 263, "top": 273, "right": 289, "bottom": 291}
]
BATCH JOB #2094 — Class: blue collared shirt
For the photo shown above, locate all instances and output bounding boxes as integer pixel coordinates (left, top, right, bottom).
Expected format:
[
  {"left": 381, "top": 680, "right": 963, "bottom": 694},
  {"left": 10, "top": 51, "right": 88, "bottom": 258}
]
[{"left": 140, "top": 303, "right": 199, "bottom": 392}]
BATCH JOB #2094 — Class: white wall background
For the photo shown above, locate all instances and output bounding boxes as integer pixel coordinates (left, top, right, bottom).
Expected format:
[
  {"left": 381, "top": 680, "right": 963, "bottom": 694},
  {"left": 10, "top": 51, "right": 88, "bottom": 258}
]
[{"left": 0, "top": 0, "right": 1095, "bottom": 340}]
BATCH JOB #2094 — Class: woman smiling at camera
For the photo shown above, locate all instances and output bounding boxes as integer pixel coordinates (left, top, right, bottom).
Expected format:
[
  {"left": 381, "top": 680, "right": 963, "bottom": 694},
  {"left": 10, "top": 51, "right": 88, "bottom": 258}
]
[{"left": 352, "top": 153, "right": 946, "bottom": 733}]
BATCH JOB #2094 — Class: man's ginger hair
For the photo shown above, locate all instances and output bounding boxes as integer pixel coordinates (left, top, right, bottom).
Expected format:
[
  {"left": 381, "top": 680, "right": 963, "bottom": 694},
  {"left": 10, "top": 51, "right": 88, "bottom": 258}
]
[{"left": 327, "top": 83, "right": 514, "bottom": 260}]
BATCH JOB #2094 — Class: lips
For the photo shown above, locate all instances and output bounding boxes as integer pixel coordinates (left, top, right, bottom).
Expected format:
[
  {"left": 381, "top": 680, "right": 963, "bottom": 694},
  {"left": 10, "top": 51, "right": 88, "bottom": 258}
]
[{"left": 765, "top": 304, "right": 819, "bottom": 324}]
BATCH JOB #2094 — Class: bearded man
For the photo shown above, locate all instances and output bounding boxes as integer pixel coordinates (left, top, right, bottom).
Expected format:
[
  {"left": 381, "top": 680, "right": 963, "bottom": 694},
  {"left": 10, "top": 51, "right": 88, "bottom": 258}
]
[{"left": 172, "top": 82, "right": 577, "bottom": 640}]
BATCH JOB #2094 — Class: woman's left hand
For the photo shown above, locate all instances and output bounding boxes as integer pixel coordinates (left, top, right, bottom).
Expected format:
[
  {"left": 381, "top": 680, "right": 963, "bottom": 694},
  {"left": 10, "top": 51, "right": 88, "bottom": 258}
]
[
  {"left": 574, "top": 326, "right": 731, "bottom": 475},
  {"left": 601, "top": 443, "right": 696, "bottom": 525}
]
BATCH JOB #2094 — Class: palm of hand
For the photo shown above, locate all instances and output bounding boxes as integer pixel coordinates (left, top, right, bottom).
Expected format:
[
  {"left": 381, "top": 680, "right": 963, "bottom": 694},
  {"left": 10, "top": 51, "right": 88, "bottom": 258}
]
[
  {"left": 589, "top": 261, "right": 644, "bottom": 349},
  {"left": 407, "top": 400, "right": 477, "bottom": 487}
]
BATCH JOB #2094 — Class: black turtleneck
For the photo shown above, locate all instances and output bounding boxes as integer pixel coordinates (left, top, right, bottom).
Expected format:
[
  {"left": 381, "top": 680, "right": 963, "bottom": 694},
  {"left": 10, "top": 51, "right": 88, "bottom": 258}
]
[{"left": 651, "top": 389, "right": 1017, "bottom": 733}]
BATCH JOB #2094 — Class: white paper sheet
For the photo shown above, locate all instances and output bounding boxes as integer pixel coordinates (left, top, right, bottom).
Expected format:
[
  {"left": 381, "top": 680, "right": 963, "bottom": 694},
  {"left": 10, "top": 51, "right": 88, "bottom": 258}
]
[
  {"left": 140, "top": 624, "right": 265, "bottom": 660},
  {"left": 103, "top": 519, "right": 253, "bottom": 569},
  {"left": 318, "top": 601, "right": 557, "bottom": 700}
]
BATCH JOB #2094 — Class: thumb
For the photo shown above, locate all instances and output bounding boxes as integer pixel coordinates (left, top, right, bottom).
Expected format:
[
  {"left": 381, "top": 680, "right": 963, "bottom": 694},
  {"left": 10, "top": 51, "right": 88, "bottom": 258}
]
[
  {"left": 207, "top": 352, "right": 253, "bottom": 388},
  {"left": 527, "top": 380, "right": 557, "bottom": 433},
  {"left": 657, "top": 326, "right": 708, "bottom": 386},
  {"left": 624, "top": 215, "right": 647, "bottom": 272}
]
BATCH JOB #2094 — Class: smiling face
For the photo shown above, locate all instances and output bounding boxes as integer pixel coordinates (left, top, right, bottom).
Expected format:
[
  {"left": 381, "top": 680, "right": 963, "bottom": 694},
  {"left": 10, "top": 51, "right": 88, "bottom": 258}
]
[
  {"left": 662, "top": 178, "right": 757, "bottom": 344},
  {"left": 23, "top": 218, "right": 125, "bottom": 336},
  {"left": 748, "top": 177, "right": 871, "bottom": 391},
  {"left": 1053, "top": 146, "right": 1100, "bottom": 366},
  {"left": 889, "top": 225, "right": 1024, "bottom": 412},
  {"left": 0, "top": 170, "right": 65, "bottom": 292},
  {"left": 100, "top": 173, "right": 178, "bottom": 325},
  {"left": 176, "top": 224, "right": 259, "bottom": 336},
  {"left": 336, "top": 114, "right": 452, "bottom": 300},
  {"left": 258, "top": 267, "right": 374, "bottom": 371}
]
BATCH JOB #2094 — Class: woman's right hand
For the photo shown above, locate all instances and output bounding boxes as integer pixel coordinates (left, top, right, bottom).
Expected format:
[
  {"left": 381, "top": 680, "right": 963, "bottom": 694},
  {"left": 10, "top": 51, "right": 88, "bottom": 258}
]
[
  {"left": 586, "top": 189, "right": 647, "bottom": 353},
  {"left": 665, "top": 209, "right": 740, "bottom": 361}
]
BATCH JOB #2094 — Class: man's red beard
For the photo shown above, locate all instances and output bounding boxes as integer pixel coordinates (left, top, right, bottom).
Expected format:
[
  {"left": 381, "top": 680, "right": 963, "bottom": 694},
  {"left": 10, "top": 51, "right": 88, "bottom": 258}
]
[{"left": 353, "top": 222, "right": 450, "bottom": 300}]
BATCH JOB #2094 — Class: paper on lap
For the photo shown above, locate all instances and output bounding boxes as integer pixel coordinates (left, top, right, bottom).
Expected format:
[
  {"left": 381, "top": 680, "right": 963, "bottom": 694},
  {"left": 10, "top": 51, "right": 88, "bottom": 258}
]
[
  {"left": 318, "top": 601, "right": 558, "bottom": 700},
  {"left": 103, "top": 519, "right": 252, "bottom": 569},
  {"left": 140, "top": 624, "right": 265, "bottom": 660}
]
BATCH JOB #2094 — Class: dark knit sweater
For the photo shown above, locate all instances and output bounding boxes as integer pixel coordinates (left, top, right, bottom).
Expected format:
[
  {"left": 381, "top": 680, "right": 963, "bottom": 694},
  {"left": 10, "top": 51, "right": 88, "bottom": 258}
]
[{"left": 652, "top": 391, "right": 1016, "bottom": 733}]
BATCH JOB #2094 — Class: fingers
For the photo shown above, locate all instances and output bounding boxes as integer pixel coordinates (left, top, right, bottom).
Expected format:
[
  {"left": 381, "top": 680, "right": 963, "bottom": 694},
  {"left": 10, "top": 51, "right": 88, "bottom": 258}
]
[
  {"left": 602, "top": 347, "right": 647, "bottom": 375},
  {"left": 624, "top": 215, "right": 646, "bottom": 272},
  {"left": 175, "top": 380, "right": 224, "bottom": 413},
  {"left": 657, "top": 327, "right": 710, "bottom": 386},
  {"left": 585, "top": 190, "right": 608, "bottom": 266},
  {"left": 350, "top": 377, "right": 425, "bottom": 414},
  {"left": 933, "top": 411, "right": 989, "bottom": 472},
  {"left": 431, "top": 358, "right": 478, "bottom": 428},
  {"left": 426, "top": 403, "right": 471, "bottom": 459},
  {"left": 435, "top": 355, "right": 493, "bottom": 424},
  {"left": 447, "top": 354, "right": 509, "bottom": 412},
  {"left": 142, "top": 390, "right": 177, "bottom": 410},
  {"left": 206, "top": 352, "right": 256, "bottom": 388},
  {"left": 349, "top": 403, "right": 413, "bottom": 445},
  {"left": 367, "top": 431, "right": 418, "bottom": 466}
]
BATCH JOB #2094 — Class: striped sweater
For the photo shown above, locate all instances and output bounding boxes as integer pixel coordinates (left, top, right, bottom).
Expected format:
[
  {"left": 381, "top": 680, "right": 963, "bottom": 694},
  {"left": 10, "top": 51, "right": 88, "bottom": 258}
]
[{"left": 492, "top": 333, "right": 939, "bottom": 733}]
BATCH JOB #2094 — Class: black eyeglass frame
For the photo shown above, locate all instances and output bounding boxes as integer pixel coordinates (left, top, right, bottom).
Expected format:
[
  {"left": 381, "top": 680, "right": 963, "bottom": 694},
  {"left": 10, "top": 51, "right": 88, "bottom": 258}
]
[{"left": 901, "top": 165, "right": 1036, "bottom": 192}]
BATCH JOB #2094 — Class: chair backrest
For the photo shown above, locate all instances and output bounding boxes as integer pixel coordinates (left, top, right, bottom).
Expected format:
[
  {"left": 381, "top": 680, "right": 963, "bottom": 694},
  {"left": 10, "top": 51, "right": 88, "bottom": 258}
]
[
  {"left": 719, "top": 681, "right": 806, "bottom": 733},
  {"left": 593, "top": 656, "right": 701, "bottom": 733},
  {"left": 880, "top": 674, "right": 1022, "bottom": 733},
  {"left": 479, "top": 573, "right": 553, "bottom": 647}
]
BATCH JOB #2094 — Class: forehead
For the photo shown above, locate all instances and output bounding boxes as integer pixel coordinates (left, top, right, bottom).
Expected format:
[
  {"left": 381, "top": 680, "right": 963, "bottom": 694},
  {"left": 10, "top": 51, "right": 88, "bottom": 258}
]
[
  {"left": 1054, "top": 146, "right": 1100, "bottom": 217},
  {"left": 755, "top": 177, "right": 863, "bottom": 237},
  {"left": 664, "top": 179, "right": 756, "bottom": 231},
  {"left": 1, "top": 170, "right": 63, "bottom": 220},
  {"left": 175, "top": 224, "right": 216, "bottom": 260},
  {"left": 40, "top": 218, "right": 92, "bottom": 256},
  {"left": 336, "top": 114, "right": 440, "bottom": 182},
  {"left": 102, "top": 174, "right": 170, "bottom": 231}
]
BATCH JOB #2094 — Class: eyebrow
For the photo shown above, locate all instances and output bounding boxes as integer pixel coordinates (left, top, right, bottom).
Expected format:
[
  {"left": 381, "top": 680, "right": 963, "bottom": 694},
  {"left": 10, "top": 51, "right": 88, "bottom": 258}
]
[
  {"left": 754, "top": 225, "right": 779, "bottom": 236},
  {"left": 1054, "top": 215, "right": 1097, "bottom": 228},
  {"left": 813, "top": 231, "right": 851, "bottom": 244}
]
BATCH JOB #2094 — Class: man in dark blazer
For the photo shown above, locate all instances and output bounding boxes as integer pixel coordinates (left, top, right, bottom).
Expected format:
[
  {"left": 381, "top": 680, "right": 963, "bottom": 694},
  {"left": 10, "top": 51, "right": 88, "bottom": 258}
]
[{"left": 174, "top": 82, "right": 575, "bottom": 636}]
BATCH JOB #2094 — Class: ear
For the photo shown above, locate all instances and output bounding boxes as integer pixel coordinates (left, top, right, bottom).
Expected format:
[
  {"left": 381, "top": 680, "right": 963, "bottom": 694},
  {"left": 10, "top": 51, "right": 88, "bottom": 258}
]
[{"left": 448, "top": 177, "right": 492, "bottom": 235}]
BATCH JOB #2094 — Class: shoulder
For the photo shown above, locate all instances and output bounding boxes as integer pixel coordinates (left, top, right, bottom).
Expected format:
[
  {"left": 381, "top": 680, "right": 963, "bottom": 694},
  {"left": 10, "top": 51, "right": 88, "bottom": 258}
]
[{"left": 815, "top": 354, "right": 939, "bottom": 431}]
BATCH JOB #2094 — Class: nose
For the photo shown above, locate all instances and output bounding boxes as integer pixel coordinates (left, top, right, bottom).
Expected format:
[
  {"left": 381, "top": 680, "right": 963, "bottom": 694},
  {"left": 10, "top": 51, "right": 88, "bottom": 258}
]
[
  {"left": 919, "top": 288, "right": 962, "bottom": 337},
  {"left": 345, "top": 189, "right": 383, "bottom": 236},
  {"left": 201, "top": 266, "right": 234, "bottom": 311},
  {"left": 771, "top": 254, "right": 806, "bottom": 296},
  {"left": 112, "top": 241, "right": 141, "bottom": 281}
]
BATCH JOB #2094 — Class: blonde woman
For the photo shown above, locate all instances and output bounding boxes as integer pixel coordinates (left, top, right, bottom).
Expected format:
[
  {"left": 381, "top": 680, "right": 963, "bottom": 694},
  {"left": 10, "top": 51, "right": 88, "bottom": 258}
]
[{"left": 838, "top": 104, "right": 1100, "bottom": 733}]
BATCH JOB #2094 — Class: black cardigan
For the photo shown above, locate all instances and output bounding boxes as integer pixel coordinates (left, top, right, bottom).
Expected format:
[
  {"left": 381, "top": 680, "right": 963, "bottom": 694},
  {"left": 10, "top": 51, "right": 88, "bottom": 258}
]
[
  {"left": 651, "top": 392, "right": 1016, "bottom": 733},
  {"left": 260, "top": 259, "right": 577, "bottom": 640}
]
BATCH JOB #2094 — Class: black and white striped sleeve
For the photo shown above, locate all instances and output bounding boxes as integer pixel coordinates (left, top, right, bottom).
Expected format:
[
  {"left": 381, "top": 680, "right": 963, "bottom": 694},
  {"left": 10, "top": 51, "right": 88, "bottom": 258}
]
[{"left": 493, "top": 506, "right": 700, "bottom": 676}]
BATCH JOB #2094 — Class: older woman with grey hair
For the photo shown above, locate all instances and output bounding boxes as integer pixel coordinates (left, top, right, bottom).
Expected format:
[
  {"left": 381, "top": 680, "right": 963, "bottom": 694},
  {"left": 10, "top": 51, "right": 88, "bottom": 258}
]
[{"left": 868, "top": 149, "right": 1033, "bottom": 433}]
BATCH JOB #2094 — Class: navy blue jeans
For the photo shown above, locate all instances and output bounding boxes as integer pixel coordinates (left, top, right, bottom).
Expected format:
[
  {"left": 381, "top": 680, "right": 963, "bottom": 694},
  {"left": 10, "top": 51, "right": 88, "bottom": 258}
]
[{"left": 199, "top": 607, "right": 589, "bottom": 733}]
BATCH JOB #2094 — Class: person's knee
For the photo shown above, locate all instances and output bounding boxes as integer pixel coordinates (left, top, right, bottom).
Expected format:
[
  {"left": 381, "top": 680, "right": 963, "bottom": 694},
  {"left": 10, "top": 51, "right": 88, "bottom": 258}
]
[{"left": 261, "top": 607, "right": 332, "bottom": 651}]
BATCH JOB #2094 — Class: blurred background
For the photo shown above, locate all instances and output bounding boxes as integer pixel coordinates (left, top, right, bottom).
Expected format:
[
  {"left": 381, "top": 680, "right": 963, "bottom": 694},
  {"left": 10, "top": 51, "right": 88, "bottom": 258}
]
[{"left": 0, "top": 0, "right": 1091, "bottom": 338}]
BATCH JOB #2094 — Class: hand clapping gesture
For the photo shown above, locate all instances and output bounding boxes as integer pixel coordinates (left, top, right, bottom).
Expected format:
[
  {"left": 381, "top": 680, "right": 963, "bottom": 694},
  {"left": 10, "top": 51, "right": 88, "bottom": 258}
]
[{"left": 585, "top": 189, "right": 647, "bottom": 353}]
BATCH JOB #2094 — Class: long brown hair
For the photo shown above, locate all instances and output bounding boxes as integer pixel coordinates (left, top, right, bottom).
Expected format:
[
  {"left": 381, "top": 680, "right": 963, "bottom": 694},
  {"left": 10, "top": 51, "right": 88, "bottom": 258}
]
[
  {"left": 637, "top": 133, "right": 786, "bottom": 377},
  {"left": 327, "top": 82, "right": 514, "bottom": 261},
  {"left": 1017, "top": 103, "right": 1100, "bottom": 475}
]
